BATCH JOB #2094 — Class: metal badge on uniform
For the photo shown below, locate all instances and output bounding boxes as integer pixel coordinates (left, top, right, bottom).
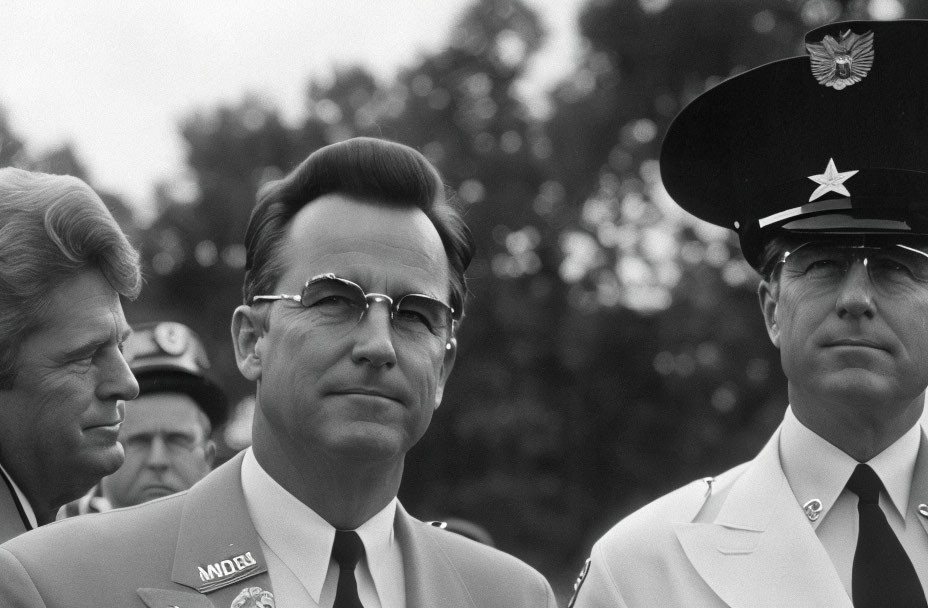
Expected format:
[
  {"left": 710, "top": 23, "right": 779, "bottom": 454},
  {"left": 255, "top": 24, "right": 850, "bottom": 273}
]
[
  {"left": 196, "top": 552, "right": 260, "bottom": 593},
  {"left": 919, "top": 503, "right": 928, "bottom": 518},
  {"left": 808, "top": 158, "right": 858, "bottom": 202},
  {"left": 229, "top": 587, "right": 274, "bottom": 608},
  {"left": 567, "top": 558, "right": 591, "bottom": 608},
  {"left": 806, "top": 29, "right": 874, "bottom": 90},
  {"left": 803, "top": 498, "right": 823, "bottom": 522}
]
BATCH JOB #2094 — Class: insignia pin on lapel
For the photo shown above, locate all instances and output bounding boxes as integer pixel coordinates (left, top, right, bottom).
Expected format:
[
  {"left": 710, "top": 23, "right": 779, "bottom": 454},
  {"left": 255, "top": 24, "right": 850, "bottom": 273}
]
[
  {"left": 803, "top": 498, "right": 823, "bottom": 521},
  {"left": 230, "top": 587, "right": 274, "bottom": 608}
]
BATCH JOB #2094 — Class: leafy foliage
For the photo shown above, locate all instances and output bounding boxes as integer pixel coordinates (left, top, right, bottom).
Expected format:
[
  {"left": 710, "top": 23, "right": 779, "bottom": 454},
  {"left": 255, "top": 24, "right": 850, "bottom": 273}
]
[{"left": 9, "top": 0, "right": 923, "bottom": 594}]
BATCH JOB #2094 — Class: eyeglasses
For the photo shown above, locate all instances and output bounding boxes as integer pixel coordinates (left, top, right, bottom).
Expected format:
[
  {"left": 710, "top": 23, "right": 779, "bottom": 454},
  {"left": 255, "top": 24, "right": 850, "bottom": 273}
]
[
  {"left": 252, "top": 273, "right": 457, "bottom": 339},
  {"left": 775, "top": 241, "right": 928, "bottom": 294}
]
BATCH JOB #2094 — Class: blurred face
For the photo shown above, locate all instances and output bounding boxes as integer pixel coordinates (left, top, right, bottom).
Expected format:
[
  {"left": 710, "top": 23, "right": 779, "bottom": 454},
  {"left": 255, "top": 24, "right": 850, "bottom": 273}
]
[
  {"left": 101, "top": 392, "right": 214, "bottom": 508},
  {"left": 0, "top": 269, "right": 138, "bottom": 511},
  {"left": 759, "top": 243, "right": 928, "bottom": 432},
  {"left": 238, "top": 194, "right": 456, "bottom": 465}
]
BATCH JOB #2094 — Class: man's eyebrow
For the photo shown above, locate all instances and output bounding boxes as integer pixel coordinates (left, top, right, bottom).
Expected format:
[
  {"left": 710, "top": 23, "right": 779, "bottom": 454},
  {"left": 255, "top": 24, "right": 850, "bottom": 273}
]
[
  {"left": 62, "top": 327, "right": 127, "bottom": 360},
  {"left": 61, "top": 338, "right": 107, "bottom": 360}
]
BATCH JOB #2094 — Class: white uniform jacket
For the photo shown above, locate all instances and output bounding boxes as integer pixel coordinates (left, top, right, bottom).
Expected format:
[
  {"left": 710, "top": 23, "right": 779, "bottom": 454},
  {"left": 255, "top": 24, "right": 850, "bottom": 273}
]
[{"left": 572, "top": 425, "right": 928, "bottom": 608}]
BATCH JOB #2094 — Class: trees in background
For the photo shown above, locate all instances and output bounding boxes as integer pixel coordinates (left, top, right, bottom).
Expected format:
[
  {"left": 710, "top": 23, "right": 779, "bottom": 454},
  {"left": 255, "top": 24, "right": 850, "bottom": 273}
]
[{"left": 7, "top": 0, "right": 924, "bottom": 591}]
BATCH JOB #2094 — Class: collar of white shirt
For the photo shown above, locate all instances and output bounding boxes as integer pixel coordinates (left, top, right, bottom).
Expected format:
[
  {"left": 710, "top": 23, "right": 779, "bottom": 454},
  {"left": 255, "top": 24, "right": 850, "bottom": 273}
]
[
  {"left": 241, "top": 448, "right": 403, "bottom": 606},
  {"left": 780, "top": 405, "right": 921, "bottom": 527},
  {"left": 0, "top": 461, "right": 37, "bottom": 529}
]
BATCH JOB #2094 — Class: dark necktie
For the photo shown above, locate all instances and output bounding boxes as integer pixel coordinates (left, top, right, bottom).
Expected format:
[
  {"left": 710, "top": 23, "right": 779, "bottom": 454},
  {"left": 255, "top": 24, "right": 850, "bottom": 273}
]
[
  {"left": 331, "top": 530, "right": 365, "bottom": 608},
  {"left": 845, "top": 464, "right": 927, "bottom": 608}
]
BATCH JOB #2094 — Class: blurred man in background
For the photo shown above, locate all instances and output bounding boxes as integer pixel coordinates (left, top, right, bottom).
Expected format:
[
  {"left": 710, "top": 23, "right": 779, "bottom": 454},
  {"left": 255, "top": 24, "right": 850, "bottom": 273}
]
[
  {"left": 572, "top": 20, "right": 928, "bottom": 608},
  {"left": 63, "top": 321, "right": 228, "bottom": 515},
  {"left": 0, "top": 168, "right": 140, "bottom": 542},
  {"left": 0, "top": 137, "right": 556, "bottom": 608}
]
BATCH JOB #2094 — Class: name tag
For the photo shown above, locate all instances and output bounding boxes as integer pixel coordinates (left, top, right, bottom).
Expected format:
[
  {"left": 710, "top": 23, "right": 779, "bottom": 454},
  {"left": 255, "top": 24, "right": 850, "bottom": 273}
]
[{"left": 196, "top": 552, "right": 259, "bottom": 592}]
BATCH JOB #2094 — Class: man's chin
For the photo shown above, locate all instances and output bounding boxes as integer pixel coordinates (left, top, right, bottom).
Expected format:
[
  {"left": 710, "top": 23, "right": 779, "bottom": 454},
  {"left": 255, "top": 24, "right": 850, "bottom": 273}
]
[
  {"left": 58, "top": 446, "right": 125, "bottom": 506},
  {"left": 85, "top": 443, "right": 126, "bottom": 477},
  {"left": 329, "top": 430, "right": 411, "bottom": 463}
]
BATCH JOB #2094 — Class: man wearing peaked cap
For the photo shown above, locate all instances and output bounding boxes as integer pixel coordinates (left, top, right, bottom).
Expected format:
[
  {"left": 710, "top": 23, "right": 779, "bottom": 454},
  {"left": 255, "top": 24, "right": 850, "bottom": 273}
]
[
  {"left": 573, "top": 20, "right": 928, "bottom": 608},
  {"left": 61, "top": 322, "right": 229, "bottom": 516}
]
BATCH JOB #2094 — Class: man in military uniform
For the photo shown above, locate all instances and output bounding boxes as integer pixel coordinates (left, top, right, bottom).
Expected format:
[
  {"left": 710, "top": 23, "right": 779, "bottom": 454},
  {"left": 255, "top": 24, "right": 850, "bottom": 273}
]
[
  {"left": 573, "top": 20, "right": 928, "bottom": 608},
  {"left": 0, "top": 169, "right": 140, "bottom": 543},
  {"left": 62, "top": 321, "right": 229, "bottom": 515},
  {"left": 0, "top": 137, "right": 556, "bottom": 608}
]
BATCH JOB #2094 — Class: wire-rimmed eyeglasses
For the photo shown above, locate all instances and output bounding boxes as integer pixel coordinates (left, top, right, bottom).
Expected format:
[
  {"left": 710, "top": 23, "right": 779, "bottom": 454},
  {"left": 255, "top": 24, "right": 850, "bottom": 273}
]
[
  {"left": 252, "top": 273, "right": 456, "bottom": 339},
  {"left": 773, "top": 241, "right": 928, "bottom": 295}
]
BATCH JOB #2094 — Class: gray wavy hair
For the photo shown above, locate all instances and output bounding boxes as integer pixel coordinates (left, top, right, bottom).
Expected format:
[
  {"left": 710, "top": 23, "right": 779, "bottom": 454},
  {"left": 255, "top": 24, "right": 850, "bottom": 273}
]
[{"left": 0, "top": 168, "right": 142, "bottom": 388}]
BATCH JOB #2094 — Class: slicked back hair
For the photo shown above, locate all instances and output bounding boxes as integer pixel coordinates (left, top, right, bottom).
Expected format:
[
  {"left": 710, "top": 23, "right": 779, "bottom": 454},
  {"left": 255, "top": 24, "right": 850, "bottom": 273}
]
[
  {"left": 242, "top": 137, "right": 474, "bottom": 321},
  {"left": 0, "top": 168, "right": 141, "bottom": 388}
]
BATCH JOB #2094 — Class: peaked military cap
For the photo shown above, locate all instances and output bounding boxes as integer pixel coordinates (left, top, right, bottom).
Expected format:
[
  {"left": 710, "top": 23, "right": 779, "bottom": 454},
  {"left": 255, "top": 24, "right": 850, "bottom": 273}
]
[
  {"left": 660, "top": 20, "right": 928, "bottom": 272},
  {"left": 124, "top": 321, "right": 229, "bottom": 429}
]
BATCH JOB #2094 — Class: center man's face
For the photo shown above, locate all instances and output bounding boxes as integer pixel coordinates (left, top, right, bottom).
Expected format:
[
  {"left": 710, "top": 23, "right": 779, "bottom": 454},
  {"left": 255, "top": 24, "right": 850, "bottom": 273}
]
[
  {"left": 760, "top": 253, "right": 928, "bottom": 423},
  {"left": 246, "top": 194, "right": 456, "bottom": 464},
  {"left": 0, "top": 269, "right": 138, "bottom": 505},
  {"left": 101, "top": 392, "right": 214, "bottom": 508}
]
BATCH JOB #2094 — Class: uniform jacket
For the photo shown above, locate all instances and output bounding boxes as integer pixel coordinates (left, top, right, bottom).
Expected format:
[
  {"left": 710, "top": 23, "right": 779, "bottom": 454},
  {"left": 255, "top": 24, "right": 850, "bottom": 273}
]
[
  {"left": 0, "top": 469, "right": 29, "bottom": 544},
  {"left": 0, "top": 451, "right": 556, "bottom": 608},
  {"left": 571, "top": 424, "right": 928, "bottom": 608}
]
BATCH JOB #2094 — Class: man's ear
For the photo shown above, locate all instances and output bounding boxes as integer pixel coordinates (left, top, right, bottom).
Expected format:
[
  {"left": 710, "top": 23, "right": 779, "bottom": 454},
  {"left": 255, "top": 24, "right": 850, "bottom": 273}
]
[
  {"left": 758, "top": 279, "right": 781, "bottom": 348},
  {"left": 232, "top": 305, "right": 265, "bottom": 382},
  {"left": 432, "top": 337, "right": 458, "bottom": 409}
]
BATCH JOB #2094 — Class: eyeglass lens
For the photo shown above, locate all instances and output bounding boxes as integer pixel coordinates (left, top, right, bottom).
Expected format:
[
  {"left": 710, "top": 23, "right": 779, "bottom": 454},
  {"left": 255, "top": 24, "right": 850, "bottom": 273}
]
[
  {"left": 781, "top": 243, "right": 928, "bottom": 292},
  {"left": 300, "top": 276, "right": 452, "bottom": 337}
]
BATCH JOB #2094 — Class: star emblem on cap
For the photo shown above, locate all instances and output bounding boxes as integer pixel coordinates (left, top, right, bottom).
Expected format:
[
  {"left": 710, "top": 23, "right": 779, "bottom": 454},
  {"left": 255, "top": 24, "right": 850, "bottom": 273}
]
[{"left": 808, "top": 158, "right": 858, "bottom": 202}]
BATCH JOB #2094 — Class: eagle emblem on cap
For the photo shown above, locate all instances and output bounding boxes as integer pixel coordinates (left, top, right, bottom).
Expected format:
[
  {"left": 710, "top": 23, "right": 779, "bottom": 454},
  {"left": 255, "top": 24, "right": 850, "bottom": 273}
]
[{"left": 806, "top": 29, "right": 874, "bottom": 90}]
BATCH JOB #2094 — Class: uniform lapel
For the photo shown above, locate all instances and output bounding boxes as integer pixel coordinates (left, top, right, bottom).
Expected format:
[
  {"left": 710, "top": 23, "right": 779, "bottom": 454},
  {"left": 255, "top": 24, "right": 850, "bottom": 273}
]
[
  {"left": 395, "top": 502, "right": 478, "bottom": 608},
  {"left": 910, "top": 428, "right": 928, "bottom": 538},
  {"left": 674, "top": 428, "right": 852, "bottom": 608},
  {"left": 137, "top": 587, "right": 218, "bottom": 608},
  {"left": 157, "top": 451, "right": 275, "bottom": 608}
]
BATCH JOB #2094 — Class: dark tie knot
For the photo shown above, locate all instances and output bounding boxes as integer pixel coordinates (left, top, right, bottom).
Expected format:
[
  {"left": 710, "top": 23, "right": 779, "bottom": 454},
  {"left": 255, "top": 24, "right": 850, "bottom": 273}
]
[
  {"left": 846, "top": 464, "right": 884, "bottom": 505},
  {"left": 332, "top": 530, "right": 365, "bottom": 571}
]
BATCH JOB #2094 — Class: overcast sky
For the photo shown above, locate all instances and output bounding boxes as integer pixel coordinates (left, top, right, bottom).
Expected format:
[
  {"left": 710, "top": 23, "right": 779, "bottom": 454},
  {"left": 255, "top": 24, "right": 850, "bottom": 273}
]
[{"left": 0, "top": 1, "right": 585, "bottom": 217}]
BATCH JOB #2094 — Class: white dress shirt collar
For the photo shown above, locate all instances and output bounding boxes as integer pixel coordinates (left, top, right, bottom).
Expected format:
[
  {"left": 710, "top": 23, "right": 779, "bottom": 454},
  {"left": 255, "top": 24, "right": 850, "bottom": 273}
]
[
  {"left": 780, "top": 405, "right": 921, "bottom": 526},
  {"left": 0, "top": 461, "right": 37, "bottom": 530},
  {"left": 241, "top": 448, "right": 401, "bottom": 606}
]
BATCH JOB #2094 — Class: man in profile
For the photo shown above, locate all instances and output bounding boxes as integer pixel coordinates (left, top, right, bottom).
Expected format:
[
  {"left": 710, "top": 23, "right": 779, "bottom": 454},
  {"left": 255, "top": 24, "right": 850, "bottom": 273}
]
[
  {"left": 63, "top": 321, "right": 228, "bottom": 515},
  {"left": 0, "top": 168, "right": 141, "bottom": 542},
  {"left": 573, "top": 20, "right": 928, "bottom": 607},
  {"left": 0, "top": 138, "right": 556, "bottom": 608}
]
